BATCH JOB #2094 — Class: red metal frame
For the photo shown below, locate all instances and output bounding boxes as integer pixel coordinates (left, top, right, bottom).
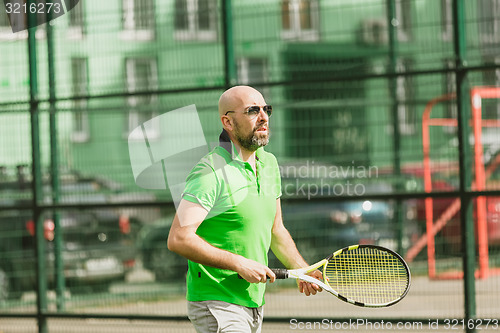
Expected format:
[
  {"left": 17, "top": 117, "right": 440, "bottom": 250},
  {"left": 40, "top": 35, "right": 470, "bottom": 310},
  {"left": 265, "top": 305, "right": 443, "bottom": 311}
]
[{"left": 410, "top": 87, "right": 500, "bottom": 280}]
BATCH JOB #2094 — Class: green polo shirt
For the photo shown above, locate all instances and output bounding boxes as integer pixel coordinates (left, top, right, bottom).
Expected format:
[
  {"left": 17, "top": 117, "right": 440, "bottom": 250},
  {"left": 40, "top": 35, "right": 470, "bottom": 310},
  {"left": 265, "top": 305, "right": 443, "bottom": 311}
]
[{"left": 181, "top": 142, "right": 282, "bottom": 308}]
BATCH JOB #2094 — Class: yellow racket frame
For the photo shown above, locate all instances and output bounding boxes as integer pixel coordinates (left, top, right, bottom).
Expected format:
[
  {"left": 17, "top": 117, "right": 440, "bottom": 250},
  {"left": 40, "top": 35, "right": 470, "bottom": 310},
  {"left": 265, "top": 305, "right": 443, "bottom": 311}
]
[{"left": 273, "top": 244, "right": 411, "bottom": 308}]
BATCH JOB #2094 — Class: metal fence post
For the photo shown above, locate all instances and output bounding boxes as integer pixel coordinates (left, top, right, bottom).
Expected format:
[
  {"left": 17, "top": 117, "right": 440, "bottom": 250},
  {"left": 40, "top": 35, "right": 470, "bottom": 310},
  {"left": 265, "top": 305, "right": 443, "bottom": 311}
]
[
  {"left": 222, "top": 0, "right": 236, "bottom": 88},
  {"left": 386, "top": 0, "right": 404, "bottom": 252},
  {"left": 27, "top": 1, "right": 48, "bottom": 331},
  {"left": 453, "top": 0, "right": 476, "bottom": 330},
  {"left": 47, "top": 6, "right": 66, "bottom": 312}
]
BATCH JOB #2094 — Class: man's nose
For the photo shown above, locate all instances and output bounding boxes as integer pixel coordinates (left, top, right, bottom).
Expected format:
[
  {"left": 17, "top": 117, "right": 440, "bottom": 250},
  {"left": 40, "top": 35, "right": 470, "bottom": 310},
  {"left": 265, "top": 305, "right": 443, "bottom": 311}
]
[{"left": 257, "top": 107, "right": 269, "bottom": 121}]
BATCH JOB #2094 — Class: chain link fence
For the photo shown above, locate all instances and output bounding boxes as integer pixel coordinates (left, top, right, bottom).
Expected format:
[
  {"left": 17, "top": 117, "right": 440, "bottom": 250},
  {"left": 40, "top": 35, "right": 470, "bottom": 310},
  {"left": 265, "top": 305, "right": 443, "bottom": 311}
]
[{"left": 1, "top": 0, "right": 500, "bottom": 332}]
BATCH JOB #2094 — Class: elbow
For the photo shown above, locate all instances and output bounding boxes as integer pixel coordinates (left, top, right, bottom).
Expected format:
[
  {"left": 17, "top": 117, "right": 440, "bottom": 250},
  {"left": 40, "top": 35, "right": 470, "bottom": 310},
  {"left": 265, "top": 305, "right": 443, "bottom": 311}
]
[
  {"left": 167, "top": 229, "right": 190, "bottom": 255},
  {"left": 167, "top": 232, "right": 180, "bottom": 253}
]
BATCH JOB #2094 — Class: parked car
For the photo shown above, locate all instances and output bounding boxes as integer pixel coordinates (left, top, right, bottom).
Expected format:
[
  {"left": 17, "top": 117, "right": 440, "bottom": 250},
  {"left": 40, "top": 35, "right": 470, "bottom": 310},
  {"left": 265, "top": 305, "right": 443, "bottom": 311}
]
[
  {"left": 136, "top": 214, "right": 187, "bottom": 281},
  {"left": 136, "top": 161, "right": 419, "bottom": 278},
  {"left": 274, "top": 198, "right": 419, "bottom": 267},
  {"left": 0, "top": 168, "right": 142, "bottom": 301},
  {"left": 138, "top": 197, "right": 417, "bottom": 278},
  {"left": 277, "top": 162, "right": 419, "bottom": 261}
]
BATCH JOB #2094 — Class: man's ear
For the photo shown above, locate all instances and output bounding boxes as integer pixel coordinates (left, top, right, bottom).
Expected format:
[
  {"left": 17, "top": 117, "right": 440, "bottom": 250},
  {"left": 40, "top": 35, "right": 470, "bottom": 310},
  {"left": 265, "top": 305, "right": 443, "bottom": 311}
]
[{"left": 221, "top": 116, "right": 233, "bottom": 131}]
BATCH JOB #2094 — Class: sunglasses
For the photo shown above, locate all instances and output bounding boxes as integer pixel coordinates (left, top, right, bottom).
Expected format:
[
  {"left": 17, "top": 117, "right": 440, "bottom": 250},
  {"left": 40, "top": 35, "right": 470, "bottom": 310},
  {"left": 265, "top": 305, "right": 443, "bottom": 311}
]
[{"left": 225, "top": 105, "right": 273, "bottom": 119}]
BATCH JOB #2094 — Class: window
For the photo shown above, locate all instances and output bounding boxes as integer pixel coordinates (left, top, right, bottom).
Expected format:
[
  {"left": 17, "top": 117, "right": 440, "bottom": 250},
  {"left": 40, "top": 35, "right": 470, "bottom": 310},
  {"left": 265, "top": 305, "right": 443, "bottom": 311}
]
[
  {"left": 0, "top": 0, "right": 31, "bottom": 40},
  {"left": 395, "top": 59, "right": 416, "bottom": 135},
  {"left": 174, "top": 0, "right": 217, "bottom": 41},
  {"left": 68, "top": 0, "right": 85, "bottom": 39},
  {"left": 126, "top": 58, "right": 159, "bottom": 140},
  {"left": 122, "top": 0, "right": 155, "bottom": 40},
  {"left": 441, "top": 0, "right": 453, "bottom": 41},
  {"left": 478, "top": 0, "right": 500, "bottom": 44},
  {"left": 281, "top": 0, "right": 319, "bottom": 41},
  {"left": 395, "top": 0, "right": 412, "bottom": 41},
  {"left": 482, "top": 61, "right": 500, "bottom": 119},
  {"left": 71, "top": 58, "right": 89, "bottom": 142},
  {"left": 444, "top": 59, "right": 457, "bottom": 117},
  {"left": 442, "top": 59, "right": 457, "bottom": 133},
  {"left": 237, "top": 58, "right": 269, "bottom": 98}
]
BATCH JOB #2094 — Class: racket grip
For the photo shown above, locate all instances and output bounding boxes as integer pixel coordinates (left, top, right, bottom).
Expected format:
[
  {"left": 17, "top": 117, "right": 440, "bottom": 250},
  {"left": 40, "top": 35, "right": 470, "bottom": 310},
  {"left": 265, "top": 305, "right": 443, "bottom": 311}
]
[
  {"left": 236, "top": 268, "right": 289, "bottom": 280},
  {"left": 271, "top": 268, "right": 288, "bottom": 279}
]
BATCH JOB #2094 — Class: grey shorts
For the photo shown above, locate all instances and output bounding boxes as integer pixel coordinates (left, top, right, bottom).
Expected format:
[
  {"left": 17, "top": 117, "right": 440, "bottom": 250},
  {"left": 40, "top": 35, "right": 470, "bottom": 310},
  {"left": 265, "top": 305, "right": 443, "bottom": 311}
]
[{"left": 187, "top": 300, "right": 263, "bottom": 333}]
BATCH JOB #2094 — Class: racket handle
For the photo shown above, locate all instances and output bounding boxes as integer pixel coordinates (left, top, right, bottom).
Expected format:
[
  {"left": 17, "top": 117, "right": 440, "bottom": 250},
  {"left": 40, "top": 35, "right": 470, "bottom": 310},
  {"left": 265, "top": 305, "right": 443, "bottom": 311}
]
[
  {"left": 271, "top": 268, "right": 289, "bottom": 279},
  {"left": 237, "top": 268, "right": 289, "bottom": 280}
]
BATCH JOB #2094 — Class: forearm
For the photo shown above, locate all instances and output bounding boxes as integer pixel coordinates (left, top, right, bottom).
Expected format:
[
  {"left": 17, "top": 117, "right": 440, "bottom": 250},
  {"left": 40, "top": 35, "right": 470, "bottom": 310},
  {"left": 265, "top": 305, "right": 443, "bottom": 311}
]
[
  {"left": 168, "top": 200, "right": 274, "bottom": 283},
  {"left": 167, "top": 200, "right": 243, "bottom": 272},
  {"left": 168, "top": 229, "right": 242, "bottom": 272},
  {"left": 168, "top": 224, "right": 274, "bottom": 283}
]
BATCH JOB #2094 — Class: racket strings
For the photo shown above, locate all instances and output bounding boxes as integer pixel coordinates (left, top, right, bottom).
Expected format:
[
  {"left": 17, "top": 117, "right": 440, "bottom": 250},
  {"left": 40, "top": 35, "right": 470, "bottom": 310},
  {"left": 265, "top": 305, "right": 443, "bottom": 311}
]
[{"left": 324, "top": 247, "right": 409, "bottom": 305}]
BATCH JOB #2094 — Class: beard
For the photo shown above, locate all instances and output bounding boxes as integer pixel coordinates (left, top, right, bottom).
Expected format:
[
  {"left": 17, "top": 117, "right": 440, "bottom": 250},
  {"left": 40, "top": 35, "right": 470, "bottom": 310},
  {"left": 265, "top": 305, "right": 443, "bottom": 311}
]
[{"left": 234, "top": 121, "right": 270, "bottom": 152}]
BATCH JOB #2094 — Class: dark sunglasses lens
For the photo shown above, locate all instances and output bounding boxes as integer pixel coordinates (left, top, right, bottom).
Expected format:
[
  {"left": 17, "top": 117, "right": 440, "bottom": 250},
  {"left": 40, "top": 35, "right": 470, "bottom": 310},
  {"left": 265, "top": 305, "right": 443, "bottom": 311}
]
[
  {"left": 264, "top": 105, "right": 272, "bottom": 117},
  {"left": 247, "top": 105, "right": 272, "bottom": 117},
  {"left": 247, "top": 106, "right": 261, "bottom": 116}
]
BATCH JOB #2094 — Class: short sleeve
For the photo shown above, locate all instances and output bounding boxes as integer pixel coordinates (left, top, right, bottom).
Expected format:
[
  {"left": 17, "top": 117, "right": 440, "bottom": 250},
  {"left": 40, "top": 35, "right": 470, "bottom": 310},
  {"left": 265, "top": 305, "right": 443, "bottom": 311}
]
[{"left": 182, "top": 160, "right": 219, "bottom": 212}]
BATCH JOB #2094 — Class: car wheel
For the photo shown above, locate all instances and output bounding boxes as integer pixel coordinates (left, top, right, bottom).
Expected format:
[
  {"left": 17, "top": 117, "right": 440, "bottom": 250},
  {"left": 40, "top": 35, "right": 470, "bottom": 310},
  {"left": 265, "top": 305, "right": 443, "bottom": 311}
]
[
  {"left": 149, "top": 246, "right": 187, "bottom": 282},
  {"left": 0, "top": 267, "right": 9, "bottom": 303}
]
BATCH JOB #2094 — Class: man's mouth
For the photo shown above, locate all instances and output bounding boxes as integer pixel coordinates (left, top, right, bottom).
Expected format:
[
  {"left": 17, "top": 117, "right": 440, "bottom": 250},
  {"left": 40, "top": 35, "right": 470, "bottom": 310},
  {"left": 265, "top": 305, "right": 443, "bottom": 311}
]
[{"left": 255, "top": 126, "right": 268, "bottom": 132}]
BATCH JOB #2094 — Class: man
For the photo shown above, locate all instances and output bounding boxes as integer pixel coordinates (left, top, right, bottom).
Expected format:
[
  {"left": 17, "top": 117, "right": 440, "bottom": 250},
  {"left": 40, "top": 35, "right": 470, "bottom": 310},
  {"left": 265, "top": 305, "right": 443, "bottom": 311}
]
[{"left": 167, "top": 85, "right": 321, "bottom": 333}]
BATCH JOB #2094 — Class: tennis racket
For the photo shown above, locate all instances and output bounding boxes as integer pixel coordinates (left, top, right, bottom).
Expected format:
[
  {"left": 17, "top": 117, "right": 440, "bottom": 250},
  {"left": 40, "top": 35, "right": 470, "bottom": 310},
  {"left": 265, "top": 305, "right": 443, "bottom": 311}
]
[{"left": 271, "top": 244, "right": 411, "bottom": 308}]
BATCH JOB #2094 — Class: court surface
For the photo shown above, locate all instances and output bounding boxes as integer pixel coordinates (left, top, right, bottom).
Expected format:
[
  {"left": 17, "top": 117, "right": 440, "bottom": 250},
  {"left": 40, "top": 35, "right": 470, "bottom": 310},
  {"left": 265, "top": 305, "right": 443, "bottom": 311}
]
[{"left": 1, "top": 275, "right": 499, "bottom": 332}]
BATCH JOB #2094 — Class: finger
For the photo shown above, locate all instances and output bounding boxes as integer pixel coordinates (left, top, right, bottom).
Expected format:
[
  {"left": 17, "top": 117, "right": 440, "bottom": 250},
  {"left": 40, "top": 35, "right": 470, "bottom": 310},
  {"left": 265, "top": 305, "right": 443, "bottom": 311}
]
[
  {"left": 306, "top": 283, "right": 318, "bottom": 295},
  {"left": 311, "top": 282, "right": 321, "bottom": 291},
  {"left": 307, "top": 281, "right": 322, "bottom": 295},
  {"left": 237, "top": 273, "right": 259, "bottom": 283},
  {"left": 297, "top": 279, "right": 304, "bottom": 293},
  {"left": 309, "top": 271, "right": 323, "bottom": 292},
  {"left": 312, "top": 281, "right": 323, "bottom": 292},
  {"left": 301, "top": 281, "right": 311, "bottom": 296},
  {"left": 303, "top": 282, "right": 312, "bottom": 296},
  {"left": 266, "top": 268, "right": 276, "bottom": 283},
  {"left": 249, "top": 275, "right": 261, "bottom": 284}
]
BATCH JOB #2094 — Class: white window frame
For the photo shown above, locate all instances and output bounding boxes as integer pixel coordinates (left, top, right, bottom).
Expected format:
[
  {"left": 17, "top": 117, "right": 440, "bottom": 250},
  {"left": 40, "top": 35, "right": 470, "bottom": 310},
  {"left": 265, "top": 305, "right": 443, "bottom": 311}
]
[
  {"left": 67, "top": 0, "right": 85, "bottom": 40},
  {"left": 493, "top": 67, "right": 500, "bottom": 119},
  {"left": 395, "top": 0, "right": 412, "bottom": 42},
  {"left": 479, "top": 0, "right": 500, "bottom": 44},
  {"left": 126, "top": 58, "right": 159, "bottom": 141},
  {"left": 444, "top": 59, "right": 457, "bottom": 117},
  {"left": 482, "top": 57, "right": 500, "bottom": 119},
  {"left": 441, "top": 0, "right": 453, "bottom": 41},
  {"left": 237, "top": 57, "right": 270, "bottom": 98},
  {"left": 237, "top": 58, "right": 268, "bottom": 84},
  {"left": 121, "top": 0, "right": 155, "bottom": 41},
  {"left": 174, "top": 0, "right": 217, "bottom": 41},
  {"left": 70, "top": 58, "right": 90, "bottom": 143},
  {"left": 281, "top": 0, "right": 319, "bottom": 41},
  {"left": 396, "top": 59, "right": 416, "bottom": 135}
]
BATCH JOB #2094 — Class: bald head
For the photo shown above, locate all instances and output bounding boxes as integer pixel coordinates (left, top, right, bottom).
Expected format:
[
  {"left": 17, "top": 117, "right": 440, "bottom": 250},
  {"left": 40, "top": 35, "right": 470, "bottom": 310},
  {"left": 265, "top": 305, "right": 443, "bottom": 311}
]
[{"left": 218, "top": 86, "right": 265, "bottom": 117}]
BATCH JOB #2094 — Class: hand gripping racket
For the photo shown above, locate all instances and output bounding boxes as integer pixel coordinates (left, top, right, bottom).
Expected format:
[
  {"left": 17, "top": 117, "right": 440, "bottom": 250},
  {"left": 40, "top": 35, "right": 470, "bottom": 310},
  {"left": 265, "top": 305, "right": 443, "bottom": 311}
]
[{"left": 271, "top": 244, "right": 411, "bottom": 307}]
